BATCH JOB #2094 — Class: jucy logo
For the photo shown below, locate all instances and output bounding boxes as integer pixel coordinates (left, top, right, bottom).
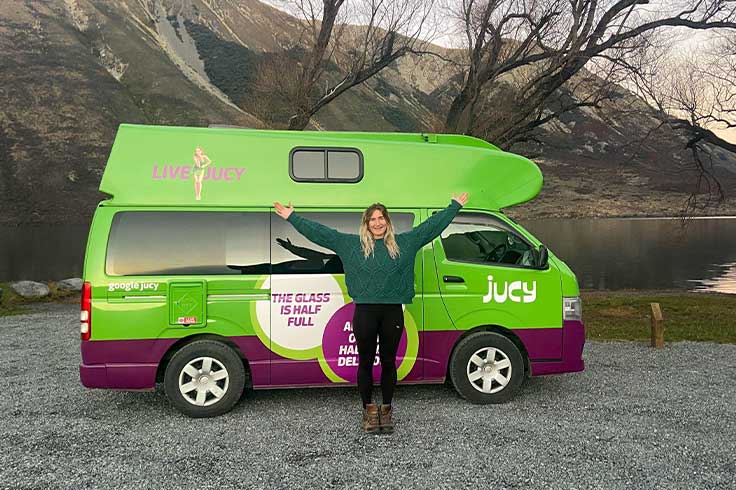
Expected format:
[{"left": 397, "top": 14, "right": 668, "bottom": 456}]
[{"left": 482, "top": 275, "right": 537, "bottom": 304}]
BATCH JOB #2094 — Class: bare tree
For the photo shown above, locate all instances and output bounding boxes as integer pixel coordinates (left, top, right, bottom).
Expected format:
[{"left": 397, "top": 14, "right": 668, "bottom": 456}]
[
  {"left": 625, "top": 33, "right": 736, "bottom": 210},
  {"left": 445, "top": 0, "right": 736, "bottom": 149},
  {"left": 671, "top": 34, "right": 736, "bottom": 153},
  {"left": 250, "top": 50, "right": 304, "bottom": 127},
  {"left": 265, "top": 0, "right": 436, "bottom": 130}
]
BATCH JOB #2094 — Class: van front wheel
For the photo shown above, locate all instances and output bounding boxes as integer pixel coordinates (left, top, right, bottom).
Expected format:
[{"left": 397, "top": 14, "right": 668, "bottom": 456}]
[
  {"left": 449, "top": 332, "right": 524, "bottom": 404},
  {"left": 164, "top": 340, "right": 245, "bottom": 418}
]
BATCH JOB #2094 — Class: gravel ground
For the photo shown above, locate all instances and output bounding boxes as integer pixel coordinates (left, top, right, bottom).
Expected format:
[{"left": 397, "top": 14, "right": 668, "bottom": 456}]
[{"left": 1, "top": 303, "right": 735, "bottom": 490}]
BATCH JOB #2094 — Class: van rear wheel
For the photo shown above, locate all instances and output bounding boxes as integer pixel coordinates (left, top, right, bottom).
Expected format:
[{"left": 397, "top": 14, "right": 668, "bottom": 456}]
[
  {"left": 164, "top": 340, "right": 245, "bottom": 418},
  {"left": 449, "top": 332, "right": 524, "bottom": 404}
]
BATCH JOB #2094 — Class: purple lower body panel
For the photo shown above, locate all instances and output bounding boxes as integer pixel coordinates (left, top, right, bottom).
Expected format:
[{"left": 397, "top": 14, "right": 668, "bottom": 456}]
[
  {"left": 80, "top": 336, "right": 271, "bottom": 390},
  {"left": 420, "top": 322, "right": 585, "bottom": 381},
  {"left": 80, "top": 338, "right": 178, "bottom": 390},
  {"left": 421, "top": 330, "right": 462, "bottom": 380},
  {"left": 80, "top": 322, "right": 585, "bottom": 390}
]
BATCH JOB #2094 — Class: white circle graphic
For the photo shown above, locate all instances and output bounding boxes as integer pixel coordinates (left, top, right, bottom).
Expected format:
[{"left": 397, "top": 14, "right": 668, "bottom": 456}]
[{"left": 257, "top": 274, "right": 346, "bottom": 351}]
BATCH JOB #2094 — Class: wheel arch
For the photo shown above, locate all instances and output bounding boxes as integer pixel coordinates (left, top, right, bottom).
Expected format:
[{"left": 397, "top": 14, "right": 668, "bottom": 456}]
[
  {"left": 155, "top": 334, "right": 252, "bottom": 385},
  {"left": 447, "top": 324, "right": 531, "bottom": 379}
]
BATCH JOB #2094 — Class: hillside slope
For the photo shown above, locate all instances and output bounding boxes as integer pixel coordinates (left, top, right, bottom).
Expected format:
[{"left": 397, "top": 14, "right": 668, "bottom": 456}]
[
  {"left": 1, "top": 0, "right": 734, "bottom": 224},
  {"left": 0, "top": 0, "right": 263, "bottom": 224}
]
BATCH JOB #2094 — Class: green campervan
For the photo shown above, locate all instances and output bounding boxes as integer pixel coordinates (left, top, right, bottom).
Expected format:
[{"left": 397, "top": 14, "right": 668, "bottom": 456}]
[{"left": 80, "top": 124, "right": 585, "bottom": 417}]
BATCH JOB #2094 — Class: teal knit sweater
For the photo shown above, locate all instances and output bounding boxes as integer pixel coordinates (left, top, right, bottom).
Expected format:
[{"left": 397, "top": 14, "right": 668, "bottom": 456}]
[{"left": 286, "top": 201, "right": 462, "bottom": 304}]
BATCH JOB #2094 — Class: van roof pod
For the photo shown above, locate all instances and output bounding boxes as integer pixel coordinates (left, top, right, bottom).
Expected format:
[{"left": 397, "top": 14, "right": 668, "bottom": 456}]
[{"left": 99, "top": 124, "right": 542, "bottom": 210}]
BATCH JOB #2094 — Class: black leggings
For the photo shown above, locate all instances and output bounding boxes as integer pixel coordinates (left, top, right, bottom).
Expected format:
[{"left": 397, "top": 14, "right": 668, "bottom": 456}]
[{"left": 352, "top": 303, "right": 404, "bottom": 406}]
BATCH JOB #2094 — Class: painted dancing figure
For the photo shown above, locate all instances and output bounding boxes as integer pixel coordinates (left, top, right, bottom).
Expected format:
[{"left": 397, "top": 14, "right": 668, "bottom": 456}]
[{"left": 192, "top": 147, "right": 212, "bottom": 201}]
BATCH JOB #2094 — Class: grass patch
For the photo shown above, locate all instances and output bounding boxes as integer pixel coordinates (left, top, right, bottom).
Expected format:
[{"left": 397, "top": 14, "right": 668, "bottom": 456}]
[
  {"left": 0, "top": 282, "right": 79, "bottom": 316},
  {"left": 582, "top": 290, "right": 736, "bottom": 344}
]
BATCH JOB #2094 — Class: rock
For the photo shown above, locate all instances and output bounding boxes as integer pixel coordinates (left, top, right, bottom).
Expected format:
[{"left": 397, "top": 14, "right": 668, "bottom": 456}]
[
  {"left": 10, "top": 281, "right": 50, "bottom": 299},
  {"left": 57, "top": 278, "right": 83, "bottom": 291}
]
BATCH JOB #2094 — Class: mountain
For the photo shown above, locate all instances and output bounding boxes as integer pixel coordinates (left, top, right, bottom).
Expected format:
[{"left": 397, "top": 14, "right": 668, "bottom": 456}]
[
  {"left": 1, "top": 0, "right": 734, "bottom": 225},
  {"left": 0, "top": 0, "right": 264, "bottom": 225}
]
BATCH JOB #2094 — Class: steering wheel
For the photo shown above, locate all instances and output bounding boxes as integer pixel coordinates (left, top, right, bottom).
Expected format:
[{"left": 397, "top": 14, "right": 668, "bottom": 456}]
[
  {"left": 467, "top": 232, "right": 493, "bottom": 256},
  {"left": 484, "top": 243, "right": 507, "bottom": 263}
]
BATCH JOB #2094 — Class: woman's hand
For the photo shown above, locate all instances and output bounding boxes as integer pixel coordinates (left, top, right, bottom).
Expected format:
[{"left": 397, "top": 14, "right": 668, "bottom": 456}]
[
  {"left": 274, "top": 201, "right": 294, "bottom": 220},
  {"left": 452, "top": 192, "right": 469, "bottom": 206}
]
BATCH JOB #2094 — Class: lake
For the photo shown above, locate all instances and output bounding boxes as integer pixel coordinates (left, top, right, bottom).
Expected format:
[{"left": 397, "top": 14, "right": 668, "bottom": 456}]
[
  {"left": 1, "top": 218, "right": 734, "bottom": 294},
  {"left": 525, "top": 217, "right": 736, "bottom": 294}
]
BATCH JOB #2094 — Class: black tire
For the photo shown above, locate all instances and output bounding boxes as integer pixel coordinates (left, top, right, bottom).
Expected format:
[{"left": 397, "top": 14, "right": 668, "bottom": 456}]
[
  {"left": 164, "top": 340, "right": 245, "bottom": 418},
  {"left": 449, "top": 331, "right": 525, "bottom": 404}
]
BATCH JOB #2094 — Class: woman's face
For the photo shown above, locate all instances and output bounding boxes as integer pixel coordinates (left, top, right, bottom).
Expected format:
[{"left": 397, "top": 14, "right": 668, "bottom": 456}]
[
  {"left": 368, "top": 209, "right": 387, "bottom": 239},
  {"left": 195, "top": 147, "right": 203, "bottom": 157}
]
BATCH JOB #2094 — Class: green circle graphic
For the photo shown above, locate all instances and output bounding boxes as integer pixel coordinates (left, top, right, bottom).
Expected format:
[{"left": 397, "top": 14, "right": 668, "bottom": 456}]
[{"left": 249, "top": 275, "right": 419, "bottom": 382}]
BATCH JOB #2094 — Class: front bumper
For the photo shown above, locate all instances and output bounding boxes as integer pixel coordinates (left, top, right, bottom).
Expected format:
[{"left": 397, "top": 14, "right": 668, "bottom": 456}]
[{"left": 530, "top": 320, "right": 585, "bottom": 376}]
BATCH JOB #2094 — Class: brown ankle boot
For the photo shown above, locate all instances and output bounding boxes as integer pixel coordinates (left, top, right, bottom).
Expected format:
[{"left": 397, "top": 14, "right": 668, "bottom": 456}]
[
  {"left": 379, "top": 404, "right": 394, "bottom": 433},
  {"left": 362, "top": 404, "right": 379, "bottom": 433}
]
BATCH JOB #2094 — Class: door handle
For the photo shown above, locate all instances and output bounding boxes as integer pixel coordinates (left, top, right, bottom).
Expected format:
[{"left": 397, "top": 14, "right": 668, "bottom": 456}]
[{"left": 443, "top": 275, "right": 465, "bottom": 283}]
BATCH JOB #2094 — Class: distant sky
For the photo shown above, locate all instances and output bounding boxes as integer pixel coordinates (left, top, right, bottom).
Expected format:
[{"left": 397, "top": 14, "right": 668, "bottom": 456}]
[{"left": 716, "top": 128, "right": 736, "bottom": 144}]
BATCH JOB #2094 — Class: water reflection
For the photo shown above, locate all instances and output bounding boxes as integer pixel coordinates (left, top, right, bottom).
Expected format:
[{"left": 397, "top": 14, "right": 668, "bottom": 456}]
[
  {"left": 688, "top": 262, "right": 736, "bottom": 294},
  {"left": 1, "top": 218, "right": 735, "bottom": 294},
  {"left": 522, "top": 217, "right": 736, "bottom": 294},
  {"left": 0, "top": 225, "right": 89, "bottom": 282}
]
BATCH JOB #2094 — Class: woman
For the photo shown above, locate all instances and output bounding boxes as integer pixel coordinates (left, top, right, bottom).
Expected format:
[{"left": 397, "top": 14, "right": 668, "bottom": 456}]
[
  {"left": 192, "top": 147, "right": 212, "bottom": 201},
  {"left": 273, "top": 193, "right": 468, "bottom": 433}
]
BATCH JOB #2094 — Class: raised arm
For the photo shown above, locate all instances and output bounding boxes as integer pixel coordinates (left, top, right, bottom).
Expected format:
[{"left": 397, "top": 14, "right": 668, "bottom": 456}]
[
  {"left": 274, "top": 201, "right": 344, "bottom": 252},
  {"left": 404, "top": 193, "right": 468, "bottom": 249}
]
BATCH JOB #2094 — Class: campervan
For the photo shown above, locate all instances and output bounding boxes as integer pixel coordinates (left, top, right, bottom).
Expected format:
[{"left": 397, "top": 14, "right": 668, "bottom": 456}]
[{"left": 79, "top": 124, "right": 584, "bottom": 417}]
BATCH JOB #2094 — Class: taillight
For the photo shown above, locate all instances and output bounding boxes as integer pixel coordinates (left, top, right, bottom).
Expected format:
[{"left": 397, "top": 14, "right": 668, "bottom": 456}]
[{"left": 81, "top": 282, "right": 91, "bottom": 341}]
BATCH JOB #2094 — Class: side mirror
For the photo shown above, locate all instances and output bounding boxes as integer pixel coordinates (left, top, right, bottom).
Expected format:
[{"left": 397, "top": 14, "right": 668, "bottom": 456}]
[{"left": 537, "top": 245, "right": 548, "bottom": 268}]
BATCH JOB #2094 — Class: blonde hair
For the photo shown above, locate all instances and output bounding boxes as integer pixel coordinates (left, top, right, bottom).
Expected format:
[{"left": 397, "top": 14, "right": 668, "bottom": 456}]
[{"left": 360, "top": 203, "right": 400, "bottom": 259}]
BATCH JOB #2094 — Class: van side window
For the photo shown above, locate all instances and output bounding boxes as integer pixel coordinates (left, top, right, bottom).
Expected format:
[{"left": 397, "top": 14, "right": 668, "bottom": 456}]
[
  {"left": 440, "top": 213, "right": 536, "bottom": 268},
  {"left": 106, "top": 212, "right": 270, "bottom": 276},
  {"left": 272, "top": 212, "right": 414, "bottom": 274},
  {"left": 290, "top": 148, "right": 363, "bottom": 183}
]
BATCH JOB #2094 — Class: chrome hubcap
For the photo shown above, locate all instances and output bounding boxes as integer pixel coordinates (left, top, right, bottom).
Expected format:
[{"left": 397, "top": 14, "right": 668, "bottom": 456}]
[
  {"left": 179, "top": 357, "right": 229, "bottom": 406},
  {"left": 466, "top": 347, "right": 512, "bottom": 394}
]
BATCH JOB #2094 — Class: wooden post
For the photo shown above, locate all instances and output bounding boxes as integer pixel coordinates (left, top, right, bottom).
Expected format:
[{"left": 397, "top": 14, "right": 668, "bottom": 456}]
[{"left": 650, "top": 303, "right": 664, "bottom": 348}]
